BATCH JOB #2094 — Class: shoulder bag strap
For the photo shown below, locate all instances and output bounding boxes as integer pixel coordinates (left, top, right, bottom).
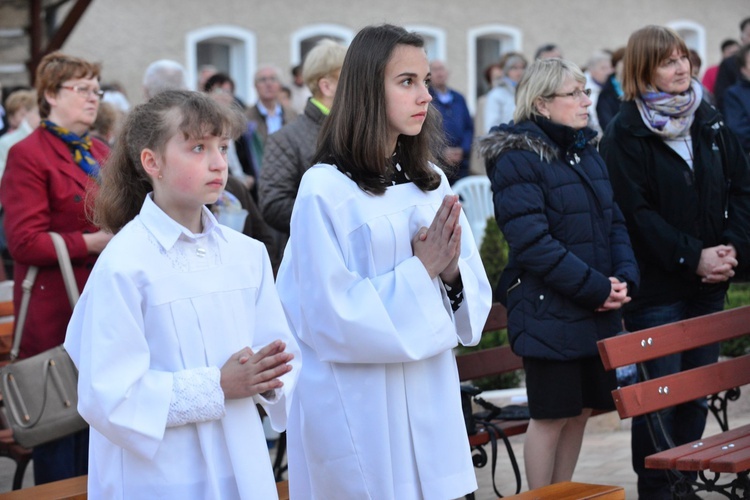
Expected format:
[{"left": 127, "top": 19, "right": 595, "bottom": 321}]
[
  {"left": 9, "top": 232, "right": 80, "bottom": 360},
  {"left": 48, "top": 232, "right": 80, "bottom": 307},
  {"left": 9, "top": 267, "right": 39, "bottom": 361}
]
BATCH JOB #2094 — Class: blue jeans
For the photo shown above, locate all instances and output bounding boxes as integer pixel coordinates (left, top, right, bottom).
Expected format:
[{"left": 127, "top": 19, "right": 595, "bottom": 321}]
[
  {"left": 32, "top": 429, "right": 89, "bottom": 485},
  {"left": 624, "top": 287, "right": 725, "bottom": 500}
]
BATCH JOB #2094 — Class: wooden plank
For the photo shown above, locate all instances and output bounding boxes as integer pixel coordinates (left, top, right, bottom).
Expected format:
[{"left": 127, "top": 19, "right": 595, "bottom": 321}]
[
  {"left": 0, "top": 476, "right": 292, "bottom": 499},
  {"left": 483, "top": 302, "right": 508, "bottom": 332},
  {"left": 645, "top": 423, "right": 750, "bottom": 470},
  {"left": 457, "top": 344, "right": 523, "bottom": 382},
  {"left": 0, "top": 301, "right": 13, "bottom": 317},
  {"left": 611, "top": 354, "right": 750, "bottom": 419},
  {"left": 505, "top": 481, "right": 625, "bottom": 499},
  {"left": 597, "top": 305, "right": 750, "bottom": 370},
  {"left": 276, "top": 480, "right": 289, "bottom": 500},
  {"left": 0, "top": 474, "right": 87, "bottom": 499},
  {"left": 675, "top": 434, "right": 750, "bottom": 471},
  {"left": 468, "top": 420, "right": 529, "bottom": 447},
  {"left": 709, "top": 445, "right": 750, "bottom": 473}
]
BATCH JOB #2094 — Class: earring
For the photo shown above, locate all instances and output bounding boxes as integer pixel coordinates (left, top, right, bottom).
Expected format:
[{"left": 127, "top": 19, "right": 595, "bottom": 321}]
[{"left": 158, "top": 174, "right": 163, "bottom": 179}]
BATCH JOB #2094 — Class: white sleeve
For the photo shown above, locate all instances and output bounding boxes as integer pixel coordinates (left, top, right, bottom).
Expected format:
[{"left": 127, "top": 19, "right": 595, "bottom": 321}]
[
  {"left": 484, "top": 89, "right": 502, "bottom": 131},
  {"left": 279, "top": 179, "right": 491, "bottom": 365},
  {"left": 65, "top": 266, "right": 174, "bottom": 461},
  {"left": 166, "top": 367, "right": 225, "bottom": 428},
  {"left": 250, "top": 247, "right": 301, "bottom": 433}
]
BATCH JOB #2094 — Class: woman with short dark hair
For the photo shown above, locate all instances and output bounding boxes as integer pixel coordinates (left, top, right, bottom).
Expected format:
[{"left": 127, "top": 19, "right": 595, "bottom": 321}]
[
  {"left": 600, "top": 25, "right": 750, "bottom": 499},
  {"left": 0, "top": 51, "right": 112, "bottom": 484}
]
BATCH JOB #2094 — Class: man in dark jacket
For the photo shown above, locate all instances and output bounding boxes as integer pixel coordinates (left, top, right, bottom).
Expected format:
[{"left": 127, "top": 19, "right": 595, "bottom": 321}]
[
  {"left": 714, "top": 17, "right": 750, "bottom": 111},
  {"left": 428, "top": 60, "right": 474, "bottom": 182},
  {"left": 725, "top": 43, "right": 750, "bottom": 154}
]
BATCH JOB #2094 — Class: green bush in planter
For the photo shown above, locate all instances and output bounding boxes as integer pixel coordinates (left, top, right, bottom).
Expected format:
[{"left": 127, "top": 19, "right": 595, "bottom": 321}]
[
  {"left": 722, "top": 282, "right": 750, "bottom": 357},
  {"left": 458, "top": 217, "right": 520, "bottom": 390}
]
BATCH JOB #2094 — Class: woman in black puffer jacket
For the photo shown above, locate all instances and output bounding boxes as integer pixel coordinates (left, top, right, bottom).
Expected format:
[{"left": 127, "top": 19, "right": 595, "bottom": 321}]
[
  {"left": 599, "top": 26, "right": 750, "bottom": 500},
  {"left": 479, "top": 58, "right": 639, "bottom": 490}
]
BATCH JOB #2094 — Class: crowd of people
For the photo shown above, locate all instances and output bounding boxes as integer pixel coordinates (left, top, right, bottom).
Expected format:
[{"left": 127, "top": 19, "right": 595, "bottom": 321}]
[{"left": 0, "top": 15, "right": 748, "bottom": 500}]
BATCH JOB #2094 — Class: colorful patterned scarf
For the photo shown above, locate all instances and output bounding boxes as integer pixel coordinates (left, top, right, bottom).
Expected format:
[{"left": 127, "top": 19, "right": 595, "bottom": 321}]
[
  {"left": 635, "top": 79, "right": 703, "bottom": 139},
  {"left": 41, "top": 120, "right": 100, "bottom": 179}
]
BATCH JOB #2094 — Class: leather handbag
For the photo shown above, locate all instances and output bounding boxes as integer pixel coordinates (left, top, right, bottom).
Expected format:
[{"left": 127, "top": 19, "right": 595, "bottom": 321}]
[{"left": 0, "top": 232, "right": 88, "bottom": 449}]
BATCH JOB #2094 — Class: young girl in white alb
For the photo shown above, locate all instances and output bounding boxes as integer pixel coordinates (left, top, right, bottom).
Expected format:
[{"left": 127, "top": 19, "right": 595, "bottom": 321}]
[{"left": 65, "top": 90, "right": 299, "bottom": 499}]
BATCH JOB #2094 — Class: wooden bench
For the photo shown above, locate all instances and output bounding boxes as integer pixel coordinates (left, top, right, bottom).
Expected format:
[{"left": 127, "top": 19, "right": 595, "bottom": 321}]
[
  {"left": 0, "top": 291, "right": 32, "bottom": 491},
  {"left": 457, "top": 302, "right": 617, "bottom": 499},
  {"left": 504, "top": 480, "right": 625, "bottom": 499},
  {"left": 597, "top": 305, "right": 750, "bottom": 499},
  {"left": 0, "top": 476, "right": 291, "bottom": 499}
]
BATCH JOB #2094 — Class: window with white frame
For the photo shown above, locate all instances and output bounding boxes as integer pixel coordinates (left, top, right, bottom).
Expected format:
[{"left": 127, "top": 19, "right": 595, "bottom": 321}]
[
  {"left": 290, "top": 24, "right": 354, "bottom": 67},
  {"left": 186, "top": 25, "right": 256, "bottom": 104},
  {"left": 667, "top": 20, "right": 706, "bottom": 75},
  {"left": 404, "top": 25, "right": 446, "bottom": 62},
  {"left": 467, "top": 25, "right": 522, "bottom": 115}
]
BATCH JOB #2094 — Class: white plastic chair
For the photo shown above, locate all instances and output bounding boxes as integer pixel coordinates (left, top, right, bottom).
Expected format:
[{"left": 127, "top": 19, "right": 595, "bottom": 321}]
[{"left": 451, "top": 175, "right": 494, "bottom": 248}]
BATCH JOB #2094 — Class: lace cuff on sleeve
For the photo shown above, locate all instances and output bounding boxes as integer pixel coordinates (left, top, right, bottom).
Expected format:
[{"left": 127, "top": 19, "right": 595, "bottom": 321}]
[{"left": 166, "top": 367, "right": 225, "bottom": 428}]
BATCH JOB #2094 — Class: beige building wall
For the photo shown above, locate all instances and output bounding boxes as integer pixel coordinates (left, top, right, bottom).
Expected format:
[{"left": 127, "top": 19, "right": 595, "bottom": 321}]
[{"left": 3, "top": 0, "right": 748, "bottom": 111}]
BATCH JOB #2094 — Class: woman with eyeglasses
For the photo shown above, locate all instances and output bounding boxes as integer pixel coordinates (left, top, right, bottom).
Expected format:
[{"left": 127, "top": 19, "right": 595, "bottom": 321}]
[
  {"left": 599, "top": 26, "right": 750, "bottom": 499},
  {"left": 479, "top": 58, "right": 639, "bottom": 489},
  {"left": 0, "top": 51, "right": 112, "bottom": 485}
]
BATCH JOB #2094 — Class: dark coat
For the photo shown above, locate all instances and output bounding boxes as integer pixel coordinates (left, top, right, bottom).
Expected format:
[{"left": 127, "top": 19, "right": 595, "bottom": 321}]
[
  {"left": 259, "top": 99, "right": 326, "bottom": 234},
  {"left": 429, "top": 88, "right": 474, "bottom": 181},
  {"left": 480, "top": 119, "right": 639, "bottom": 361},
  {"left": 0, "top": 127, "right": 109, "bottom": 359},
  {"left": 600, "top": 100, "right": 750, "bottom": 307},
  {"left": 724, "top": 77, "right": 750, "bottom": 154},
  {"left": 596, "top": 75, "right": 622, "bottom": 134}
]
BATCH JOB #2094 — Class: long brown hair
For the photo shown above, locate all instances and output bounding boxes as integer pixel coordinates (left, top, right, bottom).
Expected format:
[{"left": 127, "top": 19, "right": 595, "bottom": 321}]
[
  {"left": 93, "top": 90, "right": 244, "bottom": 232},
  {"left": 313, "top": 24, "right": 444, "bottom": 195}
]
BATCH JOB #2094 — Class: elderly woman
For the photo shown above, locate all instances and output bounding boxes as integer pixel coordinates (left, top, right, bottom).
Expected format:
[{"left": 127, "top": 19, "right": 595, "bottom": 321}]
[
  {"left": 483, "top": 53, "right": 527, "bottom": 130},
  {"left": 0, "top": 52, "right": 112, "bottom": 484},
  {"left": 599, "top": 26, "right": 750, "bottom": 499},
  {"left": 480, "top": 58, "right": 639, "bottom": 489}
]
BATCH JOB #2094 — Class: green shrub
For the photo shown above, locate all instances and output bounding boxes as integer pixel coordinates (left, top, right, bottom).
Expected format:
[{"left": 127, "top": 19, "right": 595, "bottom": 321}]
[
  {"left": 722, "top": 282, "right": 750, "bottom": 357},
  {"left": 458, "top": 217, "right": 521, "bottom": 390}
]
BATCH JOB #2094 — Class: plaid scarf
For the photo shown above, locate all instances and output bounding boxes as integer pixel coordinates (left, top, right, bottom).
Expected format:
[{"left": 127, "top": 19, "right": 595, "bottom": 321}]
[
  {"left": 635, "top": 79, "right": 703, "bottom": 139},
  {"left": 41, "top": 120, "right": 100, "bottom": 180}
]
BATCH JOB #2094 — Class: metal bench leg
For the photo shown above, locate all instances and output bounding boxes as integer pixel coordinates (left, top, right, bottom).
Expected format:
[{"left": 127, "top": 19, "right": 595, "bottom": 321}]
[
  {"left": 272, "top": 431, "right": 287, "bottom": 482},
  {"left": 12, "top": 455, "right": 30, "bottom": 490}
]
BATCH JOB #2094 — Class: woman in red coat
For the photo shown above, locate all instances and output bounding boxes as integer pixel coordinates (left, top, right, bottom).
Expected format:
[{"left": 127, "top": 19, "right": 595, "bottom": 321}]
[{"left": 0, "top": 51, "right": 112, "bottom": 485}]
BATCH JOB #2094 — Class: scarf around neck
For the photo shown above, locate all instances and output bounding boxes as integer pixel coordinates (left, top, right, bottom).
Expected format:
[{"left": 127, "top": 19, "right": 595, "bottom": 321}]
[
  {"left": 41, "top": 119, "right": 100, "bottom": 179},
  {"left": 635, "top": 78, "right": 703, "bottom": 139}
]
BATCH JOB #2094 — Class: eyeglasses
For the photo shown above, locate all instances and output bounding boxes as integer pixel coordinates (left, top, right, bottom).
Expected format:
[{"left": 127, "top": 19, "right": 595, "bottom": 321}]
[
  {"left": 255, "top": 76, "right": 278, "bottom": 84},
  {"left": 547, "top": 88, "right": 592, "bottom": 100},
  {"left": 58, "top": 85, "right": 105, "bottom": 99}
]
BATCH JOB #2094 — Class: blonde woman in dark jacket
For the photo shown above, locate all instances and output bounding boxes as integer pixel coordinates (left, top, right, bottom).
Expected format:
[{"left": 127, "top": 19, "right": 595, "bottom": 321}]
[{"left": 481, "top": 58, "right": 639, "bottom": 489}]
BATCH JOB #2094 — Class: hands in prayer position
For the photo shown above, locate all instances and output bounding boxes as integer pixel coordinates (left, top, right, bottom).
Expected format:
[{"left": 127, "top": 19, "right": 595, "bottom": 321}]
[
  {"left": 220, "top": 340, "right": 294, "bottom": 399},
  {"left": 412, "top": 194, "right": 462, "bottom": 285}
]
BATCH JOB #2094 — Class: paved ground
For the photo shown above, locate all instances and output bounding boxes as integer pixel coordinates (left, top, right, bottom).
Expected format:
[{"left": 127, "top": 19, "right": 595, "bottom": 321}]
[
  {"left": 471, "top": 383, "right": 750, "bottom": 499},
  {"left": 0, "top": 384, "right": 748, "bottom": 498}
]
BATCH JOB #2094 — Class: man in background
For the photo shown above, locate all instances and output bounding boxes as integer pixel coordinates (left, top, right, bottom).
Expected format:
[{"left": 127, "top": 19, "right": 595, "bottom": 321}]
[{"left": 429, "top": 60, "right": 474, "bottom": 183}]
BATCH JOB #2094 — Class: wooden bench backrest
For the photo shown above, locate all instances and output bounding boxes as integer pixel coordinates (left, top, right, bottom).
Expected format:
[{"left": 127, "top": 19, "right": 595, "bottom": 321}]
[
  {"left": 610, "top": 353, "right": 750, "bottom": 419},
  {"left": 597, "top": 305, "right": 750, "bottom": 420},
  {"left": 597, "top": 305, "right": 750, "bottom": 370},
  {"left": 456, "top": 303, "right": 523, "bottom": 382}
]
